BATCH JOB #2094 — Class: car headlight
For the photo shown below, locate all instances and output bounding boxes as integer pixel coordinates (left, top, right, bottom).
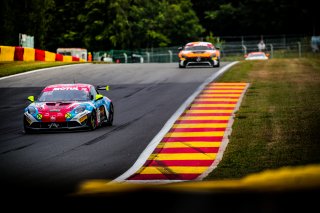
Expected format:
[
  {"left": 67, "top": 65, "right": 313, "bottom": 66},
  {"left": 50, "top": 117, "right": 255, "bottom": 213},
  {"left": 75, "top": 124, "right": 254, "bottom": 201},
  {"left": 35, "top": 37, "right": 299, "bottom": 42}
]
[
  {"left": 181, "top": 54, "right": 187, "bottom": 59},
  {"left": 211, "top": 53, "right": 217, "bottom": 58},
  {"left": 74, "top": 105, "right": 86, "bottom": 114},
  {"left": 28, "top": 106, "right": 36, "bottom": 114}
]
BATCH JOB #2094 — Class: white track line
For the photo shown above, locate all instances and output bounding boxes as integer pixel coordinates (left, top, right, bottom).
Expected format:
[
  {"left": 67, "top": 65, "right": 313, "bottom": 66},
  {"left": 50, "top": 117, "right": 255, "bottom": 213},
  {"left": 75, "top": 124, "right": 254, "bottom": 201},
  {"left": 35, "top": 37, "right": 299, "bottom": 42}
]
[
  {"left": 0, "top": 63, "right": 90, "bottom": 81},
  {"left": 112, "top": 61, "right": 239, "bottom": 183}
]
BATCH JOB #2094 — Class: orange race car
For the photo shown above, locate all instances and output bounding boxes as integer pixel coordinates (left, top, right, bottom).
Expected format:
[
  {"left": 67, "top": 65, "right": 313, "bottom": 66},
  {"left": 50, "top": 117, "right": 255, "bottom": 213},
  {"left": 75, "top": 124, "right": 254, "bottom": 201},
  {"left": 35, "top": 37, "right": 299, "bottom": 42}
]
[{"left": 178, "top": 41, "right": 220, "bottom": 68}]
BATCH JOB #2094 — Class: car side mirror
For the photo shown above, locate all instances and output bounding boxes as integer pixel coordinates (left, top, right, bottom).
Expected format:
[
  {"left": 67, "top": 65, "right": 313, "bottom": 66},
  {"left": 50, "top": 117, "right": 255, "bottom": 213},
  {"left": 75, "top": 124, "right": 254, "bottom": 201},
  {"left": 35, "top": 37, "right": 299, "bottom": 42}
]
[
  {"left": 178, "top": 47, "right": 183, "bottom": 52},
  {"left": 27, "top": 96, "right": 35, "bottom": 102},
  {"left": 96, "top": 85, "right": 110, "bottom": 91},
  {"left": 95, "top": 94, "right": 103, "bottom": 101}
]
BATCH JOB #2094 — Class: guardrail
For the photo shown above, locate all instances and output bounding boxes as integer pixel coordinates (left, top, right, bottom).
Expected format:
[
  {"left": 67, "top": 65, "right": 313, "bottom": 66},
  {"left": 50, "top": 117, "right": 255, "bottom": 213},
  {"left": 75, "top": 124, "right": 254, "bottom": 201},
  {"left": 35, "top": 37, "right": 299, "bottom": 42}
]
[
  {"left": 93, "top": 36, "right": 318, "bottom": 63},
  {"left": 2, "top": 36, "right": 317, "bottom": 63}
]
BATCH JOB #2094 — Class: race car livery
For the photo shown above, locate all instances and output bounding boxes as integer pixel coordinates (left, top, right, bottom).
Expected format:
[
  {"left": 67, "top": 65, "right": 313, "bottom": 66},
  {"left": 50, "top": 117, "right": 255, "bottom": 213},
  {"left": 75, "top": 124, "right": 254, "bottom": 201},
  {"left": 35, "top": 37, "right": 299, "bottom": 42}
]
[
  {"left": 23, "top": 83, "right": 114, "bottom": 133},
  {"left": 178, "top": 41, "right": 220, "bottom": 68}
]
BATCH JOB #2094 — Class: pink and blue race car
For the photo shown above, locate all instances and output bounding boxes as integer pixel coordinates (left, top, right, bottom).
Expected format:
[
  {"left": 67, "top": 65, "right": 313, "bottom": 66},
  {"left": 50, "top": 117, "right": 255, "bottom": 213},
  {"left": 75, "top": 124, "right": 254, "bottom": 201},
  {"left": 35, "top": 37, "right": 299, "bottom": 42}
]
[{"left": 23, "top": 83, "right": 114, "bottom": 133}]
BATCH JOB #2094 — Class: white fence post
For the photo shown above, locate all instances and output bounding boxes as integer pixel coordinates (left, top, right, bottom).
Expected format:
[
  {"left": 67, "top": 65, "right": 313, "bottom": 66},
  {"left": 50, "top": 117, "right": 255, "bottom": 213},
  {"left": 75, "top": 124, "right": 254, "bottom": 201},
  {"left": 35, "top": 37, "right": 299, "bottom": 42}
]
[
  {"left": 146, "top": 52, "right": 150, "bottom": 63},
  {"left": 123, "top": 53, "right": 127, "bottom": 63},
  {"left": 168, "top": 50, "right": 172, "bottom": 63},
  {"left": 242, "top": 45, "right": 247, "bottom": 55},
  {"left": 297, "top": 42, "right": 301, "bottom": 57},
  {"left": 269, "top": 44, "right": 273, "bottom": 58},
  {"left": 132, "top": 54, "right": 144, "bottom": 63}
]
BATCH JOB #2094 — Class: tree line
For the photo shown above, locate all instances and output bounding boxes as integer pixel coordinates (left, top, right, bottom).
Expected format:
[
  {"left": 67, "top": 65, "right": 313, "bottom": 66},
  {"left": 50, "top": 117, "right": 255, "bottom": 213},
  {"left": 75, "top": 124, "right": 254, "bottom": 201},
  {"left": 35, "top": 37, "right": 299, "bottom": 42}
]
[{"left": 1, "top": 0, "right": 318, "bottom": 52}]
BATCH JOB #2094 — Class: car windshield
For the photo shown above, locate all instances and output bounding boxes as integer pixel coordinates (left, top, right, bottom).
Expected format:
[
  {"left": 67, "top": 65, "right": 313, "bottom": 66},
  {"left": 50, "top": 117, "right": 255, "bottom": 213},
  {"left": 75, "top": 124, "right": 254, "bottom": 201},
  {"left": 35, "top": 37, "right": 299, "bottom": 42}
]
[
  {"left": 38, "top": 89, "right": 90, "bottom": 102},
  {"left": 248, "top": 53, "right": 266, "bottom": 58},
  {"left": 184, "top": 46, "right": 213, "bottom": 51}
]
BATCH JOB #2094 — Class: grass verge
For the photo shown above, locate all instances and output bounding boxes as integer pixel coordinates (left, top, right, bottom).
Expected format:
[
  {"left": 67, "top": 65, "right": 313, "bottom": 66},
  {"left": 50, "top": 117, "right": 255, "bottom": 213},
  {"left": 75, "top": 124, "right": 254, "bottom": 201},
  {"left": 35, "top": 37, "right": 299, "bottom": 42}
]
[
  {"left": 206, "top": 58, "right": 320, "bottom": 180},
  {"left": 0, "top": 61, "right": 84, "bottom": 78}
]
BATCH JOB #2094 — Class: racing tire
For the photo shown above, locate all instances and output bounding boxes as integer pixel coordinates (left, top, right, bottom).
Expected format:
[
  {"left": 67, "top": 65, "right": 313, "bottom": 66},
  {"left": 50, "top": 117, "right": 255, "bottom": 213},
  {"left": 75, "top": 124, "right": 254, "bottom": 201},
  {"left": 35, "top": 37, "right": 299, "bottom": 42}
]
[
  {"left": 24, "top": 125, "right": 32, "bottom": 134},
  {"left": 178, "top": 61, "right": 185, "bottom": 68},
  {"left": 215, "top": 59, "right": 221, "bottom": 67},
  {"left": 88, "top": 111, "right": 97, "bottom": 130},
  {"left": 106, "top": 103, "right": 114, "bottom": 126}
]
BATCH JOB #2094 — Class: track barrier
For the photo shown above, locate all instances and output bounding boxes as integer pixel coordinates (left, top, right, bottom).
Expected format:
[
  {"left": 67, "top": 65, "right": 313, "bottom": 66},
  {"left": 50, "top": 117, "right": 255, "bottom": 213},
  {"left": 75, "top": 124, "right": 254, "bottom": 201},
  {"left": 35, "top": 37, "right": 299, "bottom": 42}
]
[{"left": 0, "top": 45, "right": 84, "bottom": 62}]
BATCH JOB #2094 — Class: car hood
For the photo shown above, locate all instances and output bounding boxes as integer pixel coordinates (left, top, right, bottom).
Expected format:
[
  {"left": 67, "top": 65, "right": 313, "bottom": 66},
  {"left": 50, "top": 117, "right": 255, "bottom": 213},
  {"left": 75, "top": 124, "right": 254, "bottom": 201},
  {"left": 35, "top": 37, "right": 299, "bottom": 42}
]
[
  {"left": 180, "top": 50, "right": 217, "bottom": 57},
  {"left": 32, "top": 101, "right": 80, "bottom": 113}
]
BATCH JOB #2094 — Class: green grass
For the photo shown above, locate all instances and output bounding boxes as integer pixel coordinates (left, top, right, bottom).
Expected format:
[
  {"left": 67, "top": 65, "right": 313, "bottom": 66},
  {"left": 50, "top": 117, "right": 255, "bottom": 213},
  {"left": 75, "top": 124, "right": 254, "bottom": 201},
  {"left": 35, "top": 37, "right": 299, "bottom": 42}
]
[
  {"left": 0, "top": 61, "right": 84, "bottom": 77},
  {"left": 205, "top": 58, "right": 320, "bottom": 180},
  {"left": 221, "top": 50, "right": 320, "bottom": 61}
]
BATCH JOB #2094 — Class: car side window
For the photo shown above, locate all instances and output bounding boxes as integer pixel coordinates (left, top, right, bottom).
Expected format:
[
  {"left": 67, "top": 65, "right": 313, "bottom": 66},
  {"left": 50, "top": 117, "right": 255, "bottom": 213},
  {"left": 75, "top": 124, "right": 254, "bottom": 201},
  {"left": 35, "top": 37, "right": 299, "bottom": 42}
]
[{"left": 90, "top": 86, "right": 98, "bottom": 100}]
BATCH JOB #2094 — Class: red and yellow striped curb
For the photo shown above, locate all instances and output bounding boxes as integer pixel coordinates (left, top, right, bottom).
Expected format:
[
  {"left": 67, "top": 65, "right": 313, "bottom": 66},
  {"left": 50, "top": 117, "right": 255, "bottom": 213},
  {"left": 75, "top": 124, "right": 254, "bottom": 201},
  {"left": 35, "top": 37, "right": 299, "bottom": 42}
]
[{"left": 127, "top": 82, "right": 249, "bottom": 181}]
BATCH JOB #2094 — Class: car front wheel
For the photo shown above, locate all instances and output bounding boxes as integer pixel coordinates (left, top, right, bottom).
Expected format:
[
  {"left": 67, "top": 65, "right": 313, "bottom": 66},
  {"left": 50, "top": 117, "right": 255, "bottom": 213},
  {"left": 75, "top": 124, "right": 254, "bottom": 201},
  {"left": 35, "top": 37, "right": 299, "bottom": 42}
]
[
  {"left": 88, "top": 111, "right": 97, "bottom": 130},
  {"left": 213, "top": 59, "right": 220, "bottom": 68},
  {"left": 178, "top": 60, "right": 185, "bottom": 68}
]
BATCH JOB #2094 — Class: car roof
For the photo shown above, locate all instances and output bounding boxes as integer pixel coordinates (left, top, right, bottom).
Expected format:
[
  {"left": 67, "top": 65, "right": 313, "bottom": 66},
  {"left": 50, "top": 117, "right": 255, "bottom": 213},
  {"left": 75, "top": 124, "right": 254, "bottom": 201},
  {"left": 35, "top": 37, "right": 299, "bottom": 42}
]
[
  {"left": 42, "top": 83, "right": 92, "bottom": 92},
  {"left": 185, "top": 41, "right": 214, "bottom": 47}
]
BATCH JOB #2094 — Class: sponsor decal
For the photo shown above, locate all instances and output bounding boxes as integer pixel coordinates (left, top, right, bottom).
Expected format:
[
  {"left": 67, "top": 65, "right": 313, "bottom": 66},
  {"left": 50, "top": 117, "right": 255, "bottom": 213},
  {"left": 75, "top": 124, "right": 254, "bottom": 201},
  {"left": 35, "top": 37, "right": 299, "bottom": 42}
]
[
  {"left": 48, "top": 123, "right": 59, "bottom": 128},
  {"left": 36, "top": 103, "right": 45, "bottom": 109},
  {"left": 50, "top": 116, "right": 56, "bottom": 122},
  {"left": 65, "top": 113, "right": 71, "bottom": 119},
  {"left": 53, "top": 87, "right": 78, "bottom": 90},
  {"left": 50, "top": 109, "right": 60, "bottom": 112},
  {"left": 96, "top": 108, "right": 100, "bottom": 123},
  {"left": 79, "top": 115, "right": 87, "bottom": 123},
  {"left": 26, "top": 116, "right": 32, "bottom": 125},
  {"left": 36, "top": 114, "right": 42, "bottom": 120}
]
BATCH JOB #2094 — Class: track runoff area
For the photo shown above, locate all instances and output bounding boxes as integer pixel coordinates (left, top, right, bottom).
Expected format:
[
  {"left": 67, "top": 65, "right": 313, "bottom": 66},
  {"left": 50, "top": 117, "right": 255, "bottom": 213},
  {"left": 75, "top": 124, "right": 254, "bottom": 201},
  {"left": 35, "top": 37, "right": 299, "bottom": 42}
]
[{"left": 111, "top": 62, "right": 249, "bottom": 183}]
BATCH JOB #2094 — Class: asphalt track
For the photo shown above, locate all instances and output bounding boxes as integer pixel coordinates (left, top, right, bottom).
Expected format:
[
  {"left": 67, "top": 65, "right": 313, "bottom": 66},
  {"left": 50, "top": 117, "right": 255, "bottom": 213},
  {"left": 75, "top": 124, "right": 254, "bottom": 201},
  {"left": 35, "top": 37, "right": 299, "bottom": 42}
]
[{"left": 0, "top": 63, "right": 229, "bottom": 197}]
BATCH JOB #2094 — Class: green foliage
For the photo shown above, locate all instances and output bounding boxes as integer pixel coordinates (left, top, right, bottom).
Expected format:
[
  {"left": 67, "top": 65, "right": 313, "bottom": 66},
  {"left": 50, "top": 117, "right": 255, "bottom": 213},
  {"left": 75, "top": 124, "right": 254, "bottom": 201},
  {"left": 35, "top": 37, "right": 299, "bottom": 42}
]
[
  {"left": 1, "top": 0, "right": 319, "bottom": 51},
  {"left": 205, "top": 3, "right": 238, "bottom": 20},
  {"left": 0, "top": 0, "right": 55, "bottom": 50},
  {"left": 205, "top": 32, "right": 224, "bottom": 49},
  {"left": 194, "top": 0, "right": 319, "bottom": 36},
  {"left": 0, "top": 0, "right": 204, "bottom": 51}
]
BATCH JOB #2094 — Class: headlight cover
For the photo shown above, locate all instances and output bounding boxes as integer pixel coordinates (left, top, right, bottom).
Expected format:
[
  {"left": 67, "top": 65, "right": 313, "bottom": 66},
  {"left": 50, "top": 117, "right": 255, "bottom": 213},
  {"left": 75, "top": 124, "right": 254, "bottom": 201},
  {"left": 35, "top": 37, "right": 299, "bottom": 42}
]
[
  {"left": 181, "top": 54, "right": 188, "bottom": 59},
  {"left": 74, "top": 105, "right": 86, "bottom": 114},
  {"left": 211, "top": 53, "right": 217, "bottom": 58},
  {"left": 28, "top": 106, "right": 37, "bottom": 114}
]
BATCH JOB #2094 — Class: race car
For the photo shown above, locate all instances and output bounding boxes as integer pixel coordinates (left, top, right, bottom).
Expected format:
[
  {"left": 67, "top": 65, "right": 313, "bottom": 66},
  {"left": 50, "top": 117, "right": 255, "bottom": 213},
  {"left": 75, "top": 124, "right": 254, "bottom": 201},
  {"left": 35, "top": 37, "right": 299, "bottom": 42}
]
[
  {"left": 178, "top": 41, "right": 220, "bottom": 68},
  {"left": 244, "top": 51, "right": 269, "bottom": 60},
  {"left": 23, "top": 83, "right": 114, "bottom": 133}
]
